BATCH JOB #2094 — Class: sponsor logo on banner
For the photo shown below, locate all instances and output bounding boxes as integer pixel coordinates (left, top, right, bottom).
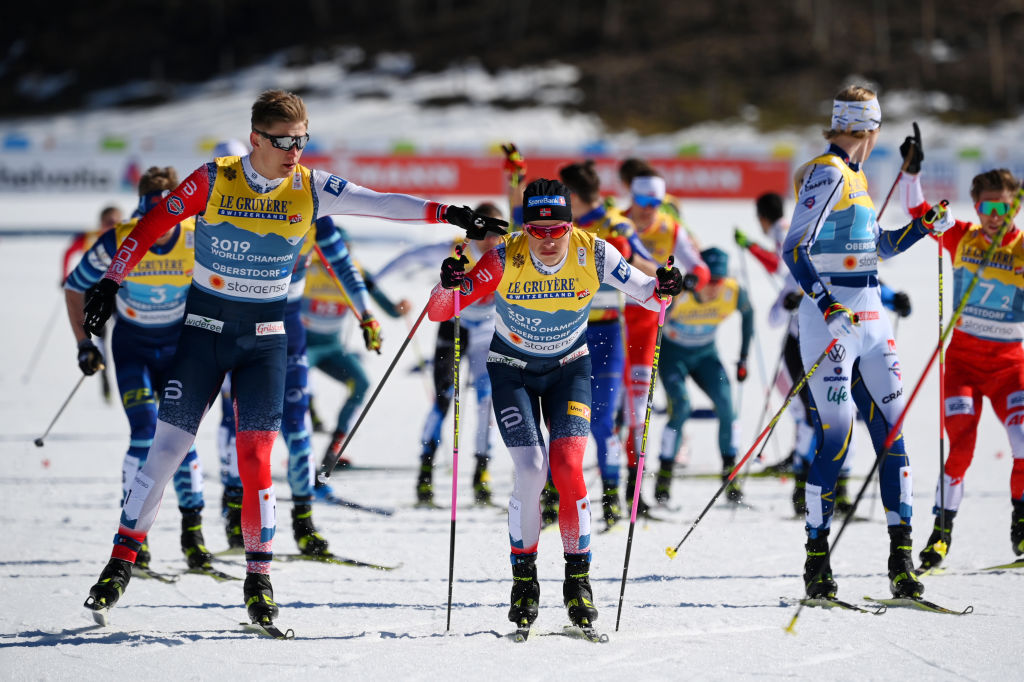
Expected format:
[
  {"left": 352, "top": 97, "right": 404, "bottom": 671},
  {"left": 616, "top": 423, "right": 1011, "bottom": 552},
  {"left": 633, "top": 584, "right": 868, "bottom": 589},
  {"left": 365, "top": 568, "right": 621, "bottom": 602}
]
[
  {"left": 1009, "top": 391, "right": 1024, "bottom": 409},
  {"left": 828, "top": 344, "right": 846, "bottom": 363},
  {"left": 255, "top": 321, "right": 285, "bottom": 336},
  {"left": 185, "top": 313, "right": 224, "bottom": 333},
  {"left": 567, "top": 401, "right": 591, "bottom": 421},
  {"left": 944, "top": 395, "right": 974, "bottom": 416}
]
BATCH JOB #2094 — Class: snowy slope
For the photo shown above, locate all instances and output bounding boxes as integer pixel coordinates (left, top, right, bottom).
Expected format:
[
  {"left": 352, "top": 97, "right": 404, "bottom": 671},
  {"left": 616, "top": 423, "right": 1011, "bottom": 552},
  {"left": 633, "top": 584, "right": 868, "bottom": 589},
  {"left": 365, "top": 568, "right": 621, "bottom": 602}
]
[{"left": 2, "top": 197, "right": 1021, "bottom": 680}]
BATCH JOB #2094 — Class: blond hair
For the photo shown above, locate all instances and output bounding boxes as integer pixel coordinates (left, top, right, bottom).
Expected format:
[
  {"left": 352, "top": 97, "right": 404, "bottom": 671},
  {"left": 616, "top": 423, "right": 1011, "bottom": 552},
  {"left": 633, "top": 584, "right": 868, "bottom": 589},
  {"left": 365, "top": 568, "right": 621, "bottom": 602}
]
[
  {"left": 251, "top": 90, "right": 308, "bottom": 130},
  {"left": 823, "top": 85, "right": 877, "bottom": 141}
]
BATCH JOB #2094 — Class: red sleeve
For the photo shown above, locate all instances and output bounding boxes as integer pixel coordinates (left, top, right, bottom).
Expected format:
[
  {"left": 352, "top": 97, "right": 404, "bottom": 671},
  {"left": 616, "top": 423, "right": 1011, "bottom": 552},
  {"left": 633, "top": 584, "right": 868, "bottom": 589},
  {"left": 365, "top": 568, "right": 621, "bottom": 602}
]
[
  {"left": 909, "top": 198, "right": 968, "bottom": 256},
  {"left": 691, "top": 262, "right": 711, "bottom": 291},
  {"left": 749, "top": 243, "right": 780, "bottom": 273},
  {"left": 427, "top": 247, "right": 503, "bottom": 321},
  {"left": 62, "top": 233, "right": 87, "bottom": 281},
  {"left": 106, "top": 166, "right": 210, "bottom": 283},
  {"left": 605, "top": 235, "right": 632, "bottom": 261}
]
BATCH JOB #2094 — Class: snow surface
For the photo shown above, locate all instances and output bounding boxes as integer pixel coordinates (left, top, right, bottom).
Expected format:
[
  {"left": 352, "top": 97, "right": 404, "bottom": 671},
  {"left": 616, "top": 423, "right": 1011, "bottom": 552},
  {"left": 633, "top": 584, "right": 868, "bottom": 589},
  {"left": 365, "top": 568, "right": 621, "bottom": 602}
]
[{"left": 2, "top": 197, "right": 1021, "bottom": 681}]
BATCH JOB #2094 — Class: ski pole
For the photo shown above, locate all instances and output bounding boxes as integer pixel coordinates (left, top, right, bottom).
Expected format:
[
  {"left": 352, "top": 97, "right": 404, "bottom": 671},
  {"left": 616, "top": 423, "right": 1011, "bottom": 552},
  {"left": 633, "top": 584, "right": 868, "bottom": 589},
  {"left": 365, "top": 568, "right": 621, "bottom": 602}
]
[
  {"left": 318, "top": 301, "right": 430, "bottom": 481},
  {"left": 755, "top": 333, "right": 789, "bottom": 464},
  {"left": 615, "top": 258, "right": 672, "bottom": 632},
  {"left": 445, "top": 244, "right": 465, "bottom": 632},
  {"left": 785, "top": 188, "right": 1022, "bottom": 633},
  {"left": 22, "top": 294, "right": 64, "bottom": 385},
  {"left": 936, "top": 229, "right": 948, "bottom": 552},
  {"left": 312, "top": 243, "right": 363, "bottom": 323},
  {"left": 876, "top": 122, "right": 918, "bottom": 221},
  {"left": 666, "top": 337, "right": 838, "bottom": 559},
  {"left": 34, "top": 374, "right": 89, "bottom": 447}
]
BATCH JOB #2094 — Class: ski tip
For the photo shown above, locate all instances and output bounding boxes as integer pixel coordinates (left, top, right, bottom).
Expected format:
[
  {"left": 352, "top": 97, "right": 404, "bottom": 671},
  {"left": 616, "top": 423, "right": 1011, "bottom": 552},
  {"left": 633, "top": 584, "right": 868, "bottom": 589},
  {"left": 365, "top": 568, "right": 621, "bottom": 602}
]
[{"left": 665, "top": 547, "right": 677, "bottom": 559}]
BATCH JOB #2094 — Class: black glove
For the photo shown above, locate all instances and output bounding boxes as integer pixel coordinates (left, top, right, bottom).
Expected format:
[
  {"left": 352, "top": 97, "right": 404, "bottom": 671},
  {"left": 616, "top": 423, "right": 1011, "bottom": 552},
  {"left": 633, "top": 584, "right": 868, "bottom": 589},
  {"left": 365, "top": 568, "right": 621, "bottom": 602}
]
[
  {"left": 83, "top": 278, "right": 119, "bottom": 337},
  {"left": 440, "top": 254, "right": 469, "bottom": 290},
  {"left": 736, "top": 359, "right": 748, "bottom": 383},
  {"left": 656, "top": 266, "right": 684, "bottom": 298},
  {"left": 782, "top": 290, "right": 803, "bottom": 311},
  {"left": 892, "top": 291, "right": 912, "bottom": 317},
  {"left": 77, "top": 339, "right": 104, "bottom": 376},
  {"left": 444, "top": 205, "right": 508, "bottom": 240},
  {"left": 681, "top": 272, "right": 699, "bottom": 292},
  {"left": 899, "top": 121, "right": 923, "bottom": 174}
]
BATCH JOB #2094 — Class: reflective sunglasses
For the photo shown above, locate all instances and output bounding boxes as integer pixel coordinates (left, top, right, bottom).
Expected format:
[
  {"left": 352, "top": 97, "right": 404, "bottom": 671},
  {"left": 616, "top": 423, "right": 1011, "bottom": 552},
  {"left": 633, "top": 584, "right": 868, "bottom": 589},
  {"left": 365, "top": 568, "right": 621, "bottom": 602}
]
[
  {"left": 524, "top": 222, "right": 572, "bottom": 240},
  {"left": 975, "top": 200, "right": 1010, "bottom": 216},
  {"left": 632, "top": 194, "right": 662, "bottom": 208},
  {"left": 252, "top": 128, "right": 310, "bottom": 151}
]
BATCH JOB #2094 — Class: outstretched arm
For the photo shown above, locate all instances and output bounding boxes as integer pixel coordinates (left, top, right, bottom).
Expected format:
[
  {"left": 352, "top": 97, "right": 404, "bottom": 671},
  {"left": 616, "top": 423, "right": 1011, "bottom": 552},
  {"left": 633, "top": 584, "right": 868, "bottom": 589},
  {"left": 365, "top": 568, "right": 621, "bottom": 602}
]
[{"left": 426, "top": 246, "right": 504, "bottom": 321}]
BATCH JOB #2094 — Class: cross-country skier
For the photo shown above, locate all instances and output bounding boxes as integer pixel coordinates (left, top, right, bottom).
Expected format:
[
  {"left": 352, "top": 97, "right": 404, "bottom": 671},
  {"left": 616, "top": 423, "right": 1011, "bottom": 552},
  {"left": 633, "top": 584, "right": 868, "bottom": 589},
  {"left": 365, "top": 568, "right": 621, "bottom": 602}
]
[
  {"left": 65, "top": 166, "right": 211, "bottom": 573},
  {"left": 80, "top": 89, "right": 506, "bottom": 628},
  {"left": 425, "top": 178, "right": 683, "bottom": 634},
  {"left": 901, "top": 160, "right": 1024, "bottom": 569},
  {"left": 375, "top": 203, "right": 504, "bottom": 507},
  {"left": 783, "top": 85, "right": 953, "bottom": 600},
  {"left": 654, "top": 247, "right": 752, "bottom": 504}
]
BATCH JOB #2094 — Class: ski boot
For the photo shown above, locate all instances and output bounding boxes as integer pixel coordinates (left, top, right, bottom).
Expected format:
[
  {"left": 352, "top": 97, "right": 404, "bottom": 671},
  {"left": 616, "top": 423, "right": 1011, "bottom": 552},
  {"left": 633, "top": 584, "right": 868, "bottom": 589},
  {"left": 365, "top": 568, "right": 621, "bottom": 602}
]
[
  {"left": 766, "top": 450, "right": 795, "bottom": 475},
  {"left": 888, "top": 525, "right": 924, "bottom": 598},
  {"left": 1011, "top": 500, "right": 1024, "bottom": 556},
  {"left": 222, "top": 488, "right": 244, "bottom": 550},
  {"left": 654, "top": 459, "right": 673, "bottom": 504},
  {"left": 792, "top": 469, "right": 808, "bottom": 516},
  {"left": 243, "top": 572, "right": 279, "bottom": 624},
  {"left": 835, "top": 475, "right": 854, "bottom": 516},
  {"left": 722, "top": 458, "right": 743, "bottom": 504},
  {"left": 918, "top": 510, "right": 955, "bottom": 571},
  {"left": 85, "top": 556, "right": 133, "bottom": 612},
  {"left": 626, "top": 465, "right": 652, "bottom": 517},
  {"left": 508, "top": 553, "right": 540, "bottom": 626},
  {"left": 180, "top": 509, "right": 214, "bottom": 569},
  {"left": 601, "top": 478, "right": 622, "bottom": 528},
  {"left": 540, "top": 480, "right": 559, "bottom": 529},
  {"left": 324, "top": 430, "right": 351, "bottom": 469},
  {"left": 563, "top": 553, "right": 598, "bottom": 627},
  {"left": 472, "top": 454, "right": 493, "bottom": 505},
  {"left": 416, "top": 455, "right": 434, "bottom": 506},
  {"left": 134, "top": 540, "right": 151, "bottom": 570},
  {"left": 292, "top": 504, "right": 330, "bottom": 556},
  {"left": 803, "top": 531, "right": 837, "bottom": 598}
]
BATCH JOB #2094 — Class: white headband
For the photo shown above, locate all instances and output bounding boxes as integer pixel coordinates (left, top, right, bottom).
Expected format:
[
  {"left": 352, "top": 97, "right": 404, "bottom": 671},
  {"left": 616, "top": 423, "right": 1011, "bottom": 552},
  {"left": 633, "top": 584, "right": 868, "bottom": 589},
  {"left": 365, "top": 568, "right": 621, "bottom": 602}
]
[{"left": 831, "top": 97, "right": 881, "bottom": 132}]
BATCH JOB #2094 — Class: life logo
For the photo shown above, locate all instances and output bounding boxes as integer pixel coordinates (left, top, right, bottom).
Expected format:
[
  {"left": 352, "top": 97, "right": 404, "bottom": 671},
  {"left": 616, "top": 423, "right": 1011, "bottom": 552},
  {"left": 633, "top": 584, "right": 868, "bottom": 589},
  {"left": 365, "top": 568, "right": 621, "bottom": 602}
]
[
  {"left": 612, "top": 257, "right": 631, "bottom": 284},
  {"left": 828, "top": 343, "right": 846, "bottom": 363}
]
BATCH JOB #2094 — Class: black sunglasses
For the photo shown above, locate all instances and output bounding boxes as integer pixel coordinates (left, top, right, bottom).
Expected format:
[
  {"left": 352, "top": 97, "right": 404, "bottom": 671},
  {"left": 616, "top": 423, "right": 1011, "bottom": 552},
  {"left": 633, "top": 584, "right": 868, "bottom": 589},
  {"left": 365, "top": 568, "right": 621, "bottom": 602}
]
[{"left": 252, "top": 128, "right": 310, "bottom": 151}]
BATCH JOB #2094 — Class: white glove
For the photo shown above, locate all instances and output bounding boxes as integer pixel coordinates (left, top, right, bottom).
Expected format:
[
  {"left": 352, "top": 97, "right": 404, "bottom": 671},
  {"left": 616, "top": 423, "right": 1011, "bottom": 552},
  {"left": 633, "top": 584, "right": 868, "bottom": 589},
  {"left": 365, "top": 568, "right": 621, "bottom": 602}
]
[
  {"left": 923, "top": 201, "right": 955, "bottom": 234},
  {"left": 825, "top": 305, "right": 858, "bottom": 339}
]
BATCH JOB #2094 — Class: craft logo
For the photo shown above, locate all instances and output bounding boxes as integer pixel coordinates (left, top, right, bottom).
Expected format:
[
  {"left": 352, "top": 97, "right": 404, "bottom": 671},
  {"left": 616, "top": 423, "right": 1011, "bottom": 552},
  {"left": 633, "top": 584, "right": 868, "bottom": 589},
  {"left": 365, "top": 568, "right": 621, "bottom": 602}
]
[
  {"left": 828, "top": 344, "right": 846, "bottom": 363},
  {"left": 882, "top": 389, "right": 903, "bottom": 404},
  {"left": 567, "top": 401, "right": 591, "bottom": 421}
]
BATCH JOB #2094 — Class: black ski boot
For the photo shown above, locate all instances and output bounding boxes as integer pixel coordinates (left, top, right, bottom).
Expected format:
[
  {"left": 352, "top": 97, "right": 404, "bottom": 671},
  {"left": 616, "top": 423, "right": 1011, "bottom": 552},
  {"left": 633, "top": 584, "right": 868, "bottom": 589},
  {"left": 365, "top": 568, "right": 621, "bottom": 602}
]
[
  {"left": 601, "top": 478, "right": 622, "bottom": 528},
  {"left": 888, "top": 526, "right": 924, "bottom": 598},
  {"left": 472, "top": 454, "right": 493, "bottom": 505},
  {"left": 508, "top": 553, "right": 540, "bottom": 626},
  {"left": 626, "top": 465, "right": 652, "bottom": 517},
  {"left": 541, "top": 480, "right": 559, "bottom": 529},
  {"left": 1011, "top": 500, "right": 1024, "bottom": 556},
  {"left": 918, "top": 510, "right": 955, "bottom": 571},
  {"left": 835, "top": 475, "right": 853, "bottom": 515},
  {"left": 654, "top": 459, "right": 673, "bottom": 504},
  {"left": 292, "top": 503, "right": 330, "bottom": 556},
  {"left": 85, "top": 557, "right": 133, "bottom": 611},
  {"left": 803, "top": 531, "right": 837, "bottom": 598},
  {"left": 563, "top": 553, "right": 598, "bottom": 626},
  {"left": 722, "top": 458, "right": 743, "bottom": 503},
  {"left": 792, "top": 469, "right": 808, "bottom": 516},
  {"left": 222, "top": 488, "right": 244, "bottom": 550},
  {"left": 243, "top": 572, "right": 279, "bottom": 624},
  {"left": 180, "top": 508, "right": 214, "bottom": 569},
  {"left": 416, "top": 455, "right": 434, "bottom": 506},
  {"left": 134, "top": 541, "right": 151, "bottom": 570}
]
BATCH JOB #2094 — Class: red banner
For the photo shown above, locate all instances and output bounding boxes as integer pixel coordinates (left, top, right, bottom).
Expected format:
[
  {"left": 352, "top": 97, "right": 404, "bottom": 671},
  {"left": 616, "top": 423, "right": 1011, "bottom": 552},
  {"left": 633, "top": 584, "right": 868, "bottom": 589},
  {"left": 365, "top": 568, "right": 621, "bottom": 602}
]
[{"left": 327, "top": 155, "right": 789, "bottom": 199}]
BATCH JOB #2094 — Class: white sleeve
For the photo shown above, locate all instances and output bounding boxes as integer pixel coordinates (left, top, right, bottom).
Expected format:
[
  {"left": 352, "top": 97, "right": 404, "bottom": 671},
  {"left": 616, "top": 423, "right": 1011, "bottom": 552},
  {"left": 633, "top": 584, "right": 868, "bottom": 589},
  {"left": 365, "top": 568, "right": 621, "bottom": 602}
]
[
  {"left": 672, "top": 230, "right": 705, "bottom": 274},
  {"left": 375, "top": 242, "right": 454, "bottom": 280},
  {"left": 596, "top": 238, "right": 661, "bottom": 312},
  {"left": 901, "top": 172, "right": 926, "bottom": 214},
  {"left": 311, "top": 170, "right": 444, "bottom": 223}
]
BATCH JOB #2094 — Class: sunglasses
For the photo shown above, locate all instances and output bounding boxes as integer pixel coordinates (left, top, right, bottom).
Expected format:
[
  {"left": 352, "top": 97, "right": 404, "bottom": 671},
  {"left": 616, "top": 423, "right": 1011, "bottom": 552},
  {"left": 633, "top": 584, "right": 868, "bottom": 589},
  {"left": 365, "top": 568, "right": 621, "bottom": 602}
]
[
  {"left": 632, "top": 194, "right": 662, "bottom": 208},
  {"left": 524, "top": 222, "right": 572, "bottom": 240},
  {"left": 252, "top": 128, "right": 310, "bottom": 151},
  {"left": 975, "top": 200, "right": 1010, "bottom": 216}
]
